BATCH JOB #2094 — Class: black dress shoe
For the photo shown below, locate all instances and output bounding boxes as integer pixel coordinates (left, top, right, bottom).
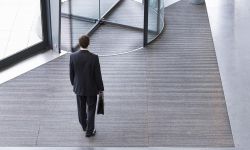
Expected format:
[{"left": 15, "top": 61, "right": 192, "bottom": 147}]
[
  {"left": 82, "top": 127, "right": 86, "bottom": 132},
  {"left": 85, "top": 129, "right": 96, "bottom": 137}
]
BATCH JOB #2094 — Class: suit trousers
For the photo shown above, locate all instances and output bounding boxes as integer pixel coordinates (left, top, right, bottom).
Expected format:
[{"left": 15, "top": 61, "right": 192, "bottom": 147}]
[{"left": 76, "top": 95, "right": 97, "bottom": 133}]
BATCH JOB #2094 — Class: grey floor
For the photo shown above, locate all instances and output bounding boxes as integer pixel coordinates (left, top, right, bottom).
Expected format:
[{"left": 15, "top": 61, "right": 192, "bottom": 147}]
[
  {"left": 88, "top": 24, "right": 143, "bottom": 56},
  {"left": 0, "top": 0, "right": 233, "bottom": 147}
]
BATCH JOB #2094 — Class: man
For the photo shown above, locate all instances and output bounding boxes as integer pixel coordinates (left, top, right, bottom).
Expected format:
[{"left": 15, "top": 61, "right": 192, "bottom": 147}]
[{"left": 69, "top": 35, "right": 104, "bottom": 137}]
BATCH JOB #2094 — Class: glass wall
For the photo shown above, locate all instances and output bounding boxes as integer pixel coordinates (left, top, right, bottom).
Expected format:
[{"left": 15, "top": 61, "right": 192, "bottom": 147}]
[
  {"left": 0, "top": 0, "right": 43, "bottom": 61},
  {"left": 145, "top": 0, "right": 165, "bottom": 44}
]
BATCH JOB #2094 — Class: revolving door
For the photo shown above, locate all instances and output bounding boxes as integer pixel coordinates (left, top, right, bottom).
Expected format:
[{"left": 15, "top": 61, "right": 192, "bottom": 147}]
[{"left": 60, "top": 0, "right": 165, "bottom": 53}]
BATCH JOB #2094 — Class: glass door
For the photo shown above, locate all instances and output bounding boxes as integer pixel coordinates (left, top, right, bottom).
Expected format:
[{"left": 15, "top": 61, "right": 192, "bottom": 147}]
[
  {"left": 61, "top": 0, "right": 100, "bottom": 51},
  {"left": 0, "top": 0, "right": 50, "bottom": 69},
  {"left": 61, "top": 0, "right": 99, "bottom": 20},
  {"left": 60, "top": 0, "right": 165, "bottom": 52},
  {"left": 103, "top": 0, "right": 144, "bottom": 29},
  {"left": 144, "top": 0, "right": 165, "bottom": 46},
  {"left": 0, "top": 0, "right": 43, "bottom": 61},
  {"left": 100, "top": 0, "right": 120, "bottom": 18}
]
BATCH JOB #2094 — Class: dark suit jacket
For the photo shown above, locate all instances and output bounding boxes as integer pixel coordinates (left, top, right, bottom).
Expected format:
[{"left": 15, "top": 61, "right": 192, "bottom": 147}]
[{"left": 70, "top": 50, "right": 104, "bottom": 96}]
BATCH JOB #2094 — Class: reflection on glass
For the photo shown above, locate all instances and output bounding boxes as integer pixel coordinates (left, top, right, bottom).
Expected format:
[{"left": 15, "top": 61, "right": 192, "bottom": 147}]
[
  {"left": 61, "top": 0, "right": 99, "bottom": 19},
  {"left": 61, "top": 0, "right": 121, "bottom": 20},
  {"left": 0, "top": 0, "right": 43, "bottom": 60},
  {"left": 100, "top": 0, "right": 120, "bottom": 18},
  {"left": 61, "top": 0, "right": 98, "bottom": 50},
  {"left": 105, "top": 0, "right": 144, "bottom": 28},
  {"left": 147, "top": 0, "right": 164, "bottom": 43},
  {"left": 71, "top": 20, "right": 96, "bottom": 47}
]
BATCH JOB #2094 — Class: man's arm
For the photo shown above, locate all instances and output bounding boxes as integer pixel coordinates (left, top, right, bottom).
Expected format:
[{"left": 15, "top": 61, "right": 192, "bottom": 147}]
[
  {"left": 95, "top": 56, "right": 104, "bottom": 92},
  {"left": 69, "top": 55, "right": 75, "bottom": 86}
]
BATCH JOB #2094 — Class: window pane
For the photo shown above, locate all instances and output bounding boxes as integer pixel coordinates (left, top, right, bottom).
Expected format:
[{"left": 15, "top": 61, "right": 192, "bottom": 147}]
[
  {"left": 147, "top": 0, "right": 164, "bottom": 43},
  {"left": 0, "top": 0, "right": 43, "bottom": 60}
]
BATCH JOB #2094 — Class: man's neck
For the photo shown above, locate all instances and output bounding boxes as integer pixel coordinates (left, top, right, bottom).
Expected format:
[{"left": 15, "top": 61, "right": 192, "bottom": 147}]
[{"left": 80, "top": 47, "right": 88, "bottom": 51}]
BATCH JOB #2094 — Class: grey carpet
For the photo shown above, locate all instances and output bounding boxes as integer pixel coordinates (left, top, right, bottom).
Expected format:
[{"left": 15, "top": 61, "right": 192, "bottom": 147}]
[{"left": 0, "top": 0, "right": 234, "bottom": 147}]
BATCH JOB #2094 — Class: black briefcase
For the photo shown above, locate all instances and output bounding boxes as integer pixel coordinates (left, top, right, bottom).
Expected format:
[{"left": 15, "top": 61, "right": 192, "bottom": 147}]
[{"left": 97, "top": 94, "right": 104, "bottom": 115}]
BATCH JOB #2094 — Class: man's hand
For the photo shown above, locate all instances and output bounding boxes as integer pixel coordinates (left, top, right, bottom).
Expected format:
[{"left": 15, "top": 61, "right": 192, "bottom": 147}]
[{"left": 99, "top": 91, "right": 104, "bottom": 98}]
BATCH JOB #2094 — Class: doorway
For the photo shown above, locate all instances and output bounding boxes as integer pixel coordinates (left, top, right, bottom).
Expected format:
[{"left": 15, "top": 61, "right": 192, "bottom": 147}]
[{"left": 60, "top": 0, "right": 164, "bottom": 53}]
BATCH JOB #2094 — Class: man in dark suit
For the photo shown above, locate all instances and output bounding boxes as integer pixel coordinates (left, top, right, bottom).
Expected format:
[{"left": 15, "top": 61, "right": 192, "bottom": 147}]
[{"left": 69, "top": 35, "right": 104, "bottom": 137}]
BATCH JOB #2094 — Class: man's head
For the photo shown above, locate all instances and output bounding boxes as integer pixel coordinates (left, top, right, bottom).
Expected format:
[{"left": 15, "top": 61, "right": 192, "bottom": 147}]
[{"left": 79, "top": 35, "right": 89, "bottom": 48}]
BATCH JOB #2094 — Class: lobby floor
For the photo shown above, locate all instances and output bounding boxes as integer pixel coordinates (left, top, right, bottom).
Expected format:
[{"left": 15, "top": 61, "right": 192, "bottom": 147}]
[
  {"left": 1, "top": 0, "right": 250, "bottom": 149},
  {"left": 0, "top": 0, "right": 233, "bottom": 147}
]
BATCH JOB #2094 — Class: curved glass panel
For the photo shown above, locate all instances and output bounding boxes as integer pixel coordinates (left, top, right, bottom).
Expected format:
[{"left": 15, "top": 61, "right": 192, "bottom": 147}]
[{"left": 147, "top": 0, "right": 164, "bottom": 43}]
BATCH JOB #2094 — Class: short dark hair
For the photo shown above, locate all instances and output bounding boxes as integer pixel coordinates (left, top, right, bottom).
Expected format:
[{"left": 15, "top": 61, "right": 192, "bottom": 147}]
[{"left": 79, "top": 35, "right": 89, "bottom": 48}]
